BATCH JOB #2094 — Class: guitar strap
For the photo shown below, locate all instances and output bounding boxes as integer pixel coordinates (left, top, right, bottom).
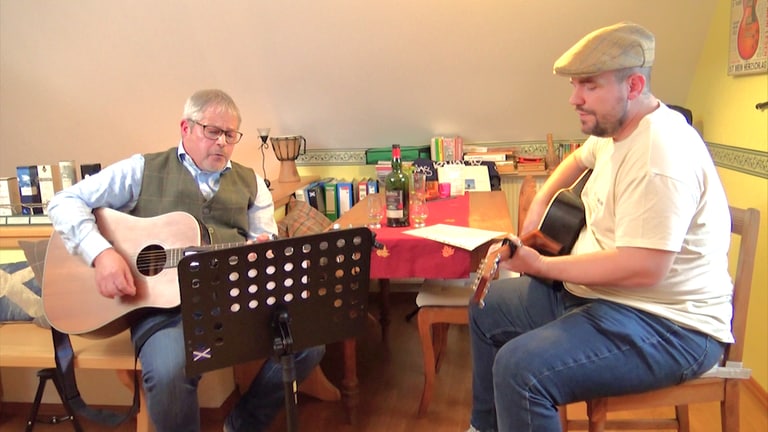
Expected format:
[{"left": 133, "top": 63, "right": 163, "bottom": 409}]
[{"left": 51, "top": 328, "right": 139, "bottom": 426}]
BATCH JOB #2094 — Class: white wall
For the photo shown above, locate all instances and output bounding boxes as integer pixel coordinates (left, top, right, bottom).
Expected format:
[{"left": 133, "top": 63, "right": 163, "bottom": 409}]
[{"left": 0, "top": 0, "right": 715, "bottom": 180}]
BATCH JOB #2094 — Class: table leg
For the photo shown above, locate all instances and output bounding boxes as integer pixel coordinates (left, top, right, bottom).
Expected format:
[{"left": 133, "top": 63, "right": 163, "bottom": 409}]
[
  {"left": 378, "top": 279, "right": 391, "bottom": 343},
  {"left": 341, "top": 338, "right": 358, "bottom": 425}
]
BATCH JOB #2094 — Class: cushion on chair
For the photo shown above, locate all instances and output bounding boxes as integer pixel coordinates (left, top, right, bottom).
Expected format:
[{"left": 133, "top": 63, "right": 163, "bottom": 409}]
[
  {"left": 416, "top": 270, "right": 521, "bottom": 307},
  {"left": 13, "top": 239, "right": 51, "bottom": 328},
  {"left": 0, "top": 261, "right": 44, "bottom": 323},
  {"left": 18, "top": 239, "right": 49, "bottom": 285},
  {"left": 277, "top": 197, "right": 333, "bottom": 238},
  {"left": 415, "top": 278, "right": 475, "bottom": 307}
]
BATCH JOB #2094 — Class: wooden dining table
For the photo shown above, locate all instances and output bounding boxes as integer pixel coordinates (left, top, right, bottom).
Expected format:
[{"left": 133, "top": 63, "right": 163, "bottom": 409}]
[{"left": 332, "top": 190, "right": 514, "bottom": 422}]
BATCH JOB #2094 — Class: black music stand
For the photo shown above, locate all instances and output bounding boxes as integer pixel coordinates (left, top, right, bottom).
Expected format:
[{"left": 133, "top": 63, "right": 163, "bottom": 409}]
[{"left": 176, "top": 227, "right": 373, "bottom": 432}]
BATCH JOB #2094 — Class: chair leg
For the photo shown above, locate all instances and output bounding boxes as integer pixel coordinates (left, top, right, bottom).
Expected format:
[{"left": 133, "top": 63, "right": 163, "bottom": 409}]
[
  {"left": 433, "top": 323, "right": 449, "bottom": 373},
  {"left": 559, "top": 404, "right": 568, "bottom": 432},
  {"left": 586, "top": 400, "right": 606, "bottom": 432},
  {"left": 115, "top": 369, "right": 149, "bottom": 432},
  {"left": 721, "top": 380, "right": 740, "bottom": 432},
  {"left": 675, "top": 405, "right": 690, "bottom": 432},
  {"left": 417, "top": 310, "right": 437, "bottom": 416}
]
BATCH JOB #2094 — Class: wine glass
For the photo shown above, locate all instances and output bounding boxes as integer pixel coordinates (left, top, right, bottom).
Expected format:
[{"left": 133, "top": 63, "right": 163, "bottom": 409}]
[
  {"left": 367, "top": 194, "right": 385, "bottom": 229},
  {"left": 410, "top": 196, "right": 429, "bottom": 228},
  {"left": 257, "top": 128, "right": 271, "bottom": 188}
]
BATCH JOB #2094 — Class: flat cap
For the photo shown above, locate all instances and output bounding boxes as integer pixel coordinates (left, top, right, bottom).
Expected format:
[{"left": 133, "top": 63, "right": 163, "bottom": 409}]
[{"left": 553, "top": 22, "right": 655, "bottom": 77}]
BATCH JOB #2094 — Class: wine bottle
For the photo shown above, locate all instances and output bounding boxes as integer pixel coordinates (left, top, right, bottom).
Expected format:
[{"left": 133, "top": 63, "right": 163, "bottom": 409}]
[{"left": 385, "top": 144, "right": 410, "bottom": 227}]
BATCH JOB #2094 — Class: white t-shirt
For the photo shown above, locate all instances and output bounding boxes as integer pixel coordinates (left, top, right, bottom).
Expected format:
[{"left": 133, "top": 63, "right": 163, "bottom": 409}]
[{"left": 566, "top": 103, "right": 734, "bottom": 343}]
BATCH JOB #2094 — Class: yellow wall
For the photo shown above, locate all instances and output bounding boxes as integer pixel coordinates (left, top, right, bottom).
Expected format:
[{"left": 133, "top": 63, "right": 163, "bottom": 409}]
[{"left": 686, "top": 0, "right": 768, "bottom": 391}]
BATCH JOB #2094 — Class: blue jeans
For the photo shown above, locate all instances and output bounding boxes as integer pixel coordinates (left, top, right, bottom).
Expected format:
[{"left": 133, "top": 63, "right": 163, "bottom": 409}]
[
  {"left": 468, "top": 276, "right": 724, "bottom": 432},
  {"left": 132, "top": 311, "right": 325, "bottom": 432}
]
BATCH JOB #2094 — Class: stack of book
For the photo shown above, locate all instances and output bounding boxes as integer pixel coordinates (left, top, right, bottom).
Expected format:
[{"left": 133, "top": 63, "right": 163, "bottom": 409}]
[
  {"left": 463, "top": 147, "right": 516, "bottom": 163},
  {"left": 429, "top": 136, "right": 464, "bottom": 162},
  {"left": 516, "top": 156, "right": 546, "bottom": 172}
]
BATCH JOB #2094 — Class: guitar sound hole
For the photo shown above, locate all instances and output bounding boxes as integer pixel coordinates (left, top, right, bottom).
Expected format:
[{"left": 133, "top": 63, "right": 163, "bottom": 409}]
[{"left": 137, "top": 245, "right": 167, "bottom": 277}]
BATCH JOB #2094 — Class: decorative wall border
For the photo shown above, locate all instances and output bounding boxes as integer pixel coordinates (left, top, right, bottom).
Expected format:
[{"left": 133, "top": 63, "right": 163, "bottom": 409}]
[
  {"left": 706, "top": 142, "right": 767, "bottom": 179},
  {"left": 297, "top": 149, "right": 367, "bottom": 166},
  {"left": 296, "top": 142, "right": 550, "bottom": 166},
  {"left": 297, "top": 142, "right": 768, "bottom": 179}
]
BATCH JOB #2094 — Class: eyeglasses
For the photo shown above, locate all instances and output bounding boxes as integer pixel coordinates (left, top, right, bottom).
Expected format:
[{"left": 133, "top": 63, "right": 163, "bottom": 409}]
[{"left": 190, "top": 120, "right": 243, "bottom": 144}]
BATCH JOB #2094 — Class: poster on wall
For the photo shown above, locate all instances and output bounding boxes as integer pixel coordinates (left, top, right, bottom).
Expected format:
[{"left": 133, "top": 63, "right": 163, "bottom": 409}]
[{"left": 729, "top": 0, "right": 768, "bottom": 75}]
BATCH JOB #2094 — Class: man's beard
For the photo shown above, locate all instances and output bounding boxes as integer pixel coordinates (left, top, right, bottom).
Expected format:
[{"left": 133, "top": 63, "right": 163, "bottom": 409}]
[{"left": 580, "top": 105, "right": 628, "bottom": 138}]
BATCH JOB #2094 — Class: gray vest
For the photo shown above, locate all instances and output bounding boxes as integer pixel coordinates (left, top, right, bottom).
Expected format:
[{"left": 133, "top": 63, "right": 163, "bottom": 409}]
[{"left": 130, "top": 147, "right": 257, "bottom": 244}]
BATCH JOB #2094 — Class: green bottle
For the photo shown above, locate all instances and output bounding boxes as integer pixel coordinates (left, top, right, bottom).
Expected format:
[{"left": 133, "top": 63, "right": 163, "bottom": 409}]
[{"left": 385, "top": 144, "right": 410, "bottom": 227}]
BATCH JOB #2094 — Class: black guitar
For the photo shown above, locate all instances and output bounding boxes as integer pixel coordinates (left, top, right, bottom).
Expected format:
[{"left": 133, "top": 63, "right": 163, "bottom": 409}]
[{"left": 471, "top": 169, "right": 592, "bottom": 306}]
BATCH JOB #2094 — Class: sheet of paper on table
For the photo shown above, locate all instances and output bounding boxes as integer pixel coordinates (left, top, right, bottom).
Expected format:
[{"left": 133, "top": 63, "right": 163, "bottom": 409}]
[{"left": 402, "top": 223, "right": 508, "bottom": 251}]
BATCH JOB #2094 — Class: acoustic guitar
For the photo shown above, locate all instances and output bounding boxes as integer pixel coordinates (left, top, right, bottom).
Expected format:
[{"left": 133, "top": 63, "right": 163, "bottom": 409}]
[
  {"left": 737, "top": 0, "right": 760, "bottom": 60},
  {"left": 471, "top": 169, "right": 592, "bottom": 307},
  {"left": 43, "top": 207, "right": 241, "bottom": 338}
]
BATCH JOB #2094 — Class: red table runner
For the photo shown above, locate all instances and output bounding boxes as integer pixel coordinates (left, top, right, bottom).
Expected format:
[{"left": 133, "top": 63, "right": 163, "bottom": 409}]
[{"left": 370, "top": 193, "right": 472, "bottom": 279}]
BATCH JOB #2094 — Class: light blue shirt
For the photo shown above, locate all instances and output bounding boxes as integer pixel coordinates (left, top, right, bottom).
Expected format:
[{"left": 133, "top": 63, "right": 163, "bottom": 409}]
[{"left": 48, "top": 143, "right": 277, "bottom": 265}]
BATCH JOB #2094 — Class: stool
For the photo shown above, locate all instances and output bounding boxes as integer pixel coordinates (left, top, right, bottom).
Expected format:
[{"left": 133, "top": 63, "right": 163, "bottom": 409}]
[{"left": 26, "top": 368, "right": 83, "bottom": 432}]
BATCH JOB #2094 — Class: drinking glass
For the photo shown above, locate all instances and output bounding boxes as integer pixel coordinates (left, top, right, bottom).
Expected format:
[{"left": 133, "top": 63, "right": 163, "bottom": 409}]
[
  {"left": 411, "top": 196, "right": 429, "bottom": 228},
  {"left": 412, "top": 171, "right": 428, "bottom": 200},
  {"left": 367, "top": 194, "right": 385, "bottom": 229}
]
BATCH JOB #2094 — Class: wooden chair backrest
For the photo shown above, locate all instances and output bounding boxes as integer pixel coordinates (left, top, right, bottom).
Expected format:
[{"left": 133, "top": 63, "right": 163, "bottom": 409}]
[{"left": 724, "top": 206, "right": 760, "bottom": 365}]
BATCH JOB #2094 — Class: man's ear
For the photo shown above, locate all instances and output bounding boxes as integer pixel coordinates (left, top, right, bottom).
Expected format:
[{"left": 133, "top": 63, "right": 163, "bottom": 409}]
[
  {"left": 180, "top": 118, "right": 191, "bottom": 136},
  {"left": 627, "top": 73, "right": 646, "bottom": 100}
]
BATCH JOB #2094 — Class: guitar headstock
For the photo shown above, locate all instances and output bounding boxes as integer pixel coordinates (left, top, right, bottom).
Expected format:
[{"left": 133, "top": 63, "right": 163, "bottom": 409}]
[{"left": 470, "top": 239, "right": 517, "bottom": 308}]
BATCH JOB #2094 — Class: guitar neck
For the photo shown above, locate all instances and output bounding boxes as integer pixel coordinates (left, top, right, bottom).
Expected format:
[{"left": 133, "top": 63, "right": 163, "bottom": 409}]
[
  {"left": 571, "top": 169, "right": 593, "bottom": 196},
  {"left": 167, "top": 241, "right": 245, "bottom": 267},
  {"left": 471, "top": 239, "right": 518, "bottom": 307}
]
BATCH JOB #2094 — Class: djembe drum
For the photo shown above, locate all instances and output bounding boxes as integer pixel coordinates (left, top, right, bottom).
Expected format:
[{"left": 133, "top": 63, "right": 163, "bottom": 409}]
[{"left": 270, "top": 135, "right": 306, "bottom": 183}]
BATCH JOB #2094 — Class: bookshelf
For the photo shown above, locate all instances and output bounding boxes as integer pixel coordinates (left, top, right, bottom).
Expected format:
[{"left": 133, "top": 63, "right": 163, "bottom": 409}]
[{"left": 0, "top": 176, "right": 319, "bottom": 251}]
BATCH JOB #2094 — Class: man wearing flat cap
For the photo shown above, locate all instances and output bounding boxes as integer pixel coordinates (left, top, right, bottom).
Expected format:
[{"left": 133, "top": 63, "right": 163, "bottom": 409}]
[{"left": 466, "top": 22, "right": 732, "bottom": 432}]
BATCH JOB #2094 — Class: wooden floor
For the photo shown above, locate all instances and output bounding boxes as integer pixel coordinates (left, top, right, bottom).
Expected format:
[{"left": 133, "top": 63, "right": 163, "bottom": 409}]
[{"left": 1, "top": 292, "right": 766, "bottom": 432}]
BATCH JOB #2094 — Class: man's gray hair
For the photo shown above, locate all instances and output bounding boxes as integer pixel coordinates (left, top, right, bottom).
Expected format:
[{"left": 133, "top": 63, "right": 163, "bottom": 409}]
[{"left": 183, "top": 89, "right": 241, "bottom": 126}]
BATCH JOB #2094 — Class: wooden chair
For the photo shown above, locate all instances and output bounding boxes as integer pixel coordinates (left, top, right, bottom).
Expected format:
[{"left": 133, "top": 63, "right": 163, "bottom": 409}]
[
  {"left": 415, "top": 175, "right": 538, "bottom": 415},
  {"left": 560, "top": 205, "right": 761, "bottom": 432},
  {"left": 415, "top": 278, "right": 473, "bottom": 415}
]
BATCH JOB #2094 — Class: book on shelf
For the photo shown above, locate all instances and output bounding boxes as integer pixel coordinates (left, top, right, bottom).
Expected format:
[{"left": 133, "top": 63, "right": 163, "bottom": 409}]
[
  {"left": 463, "top": 152, "right": 509, "bottom": 162},
  {"left": 336, "top": 179, "right": 354, "bottom": 217},
  {"left": 375, "top": 162, "right": 392, "bottom": 185},
  {"left": 15, "top": 165, "right": 43, "bottom": 215},
  {"left": 305, "top": 183, "right": 324, "bottom": 213},
  {"left": 37, "top": 164, "right": 63, "bottom": 214},
  {"left": 323, "top": 179, "right": 339, "bottom": 221},
  {"left": 356, "top": 177, "right": 369, "bottom": 202},
  {"left": 366, "top": 178, "right": 379, "bottom": 195},
  {"left": 517, "top": 162, "right": 546, "bottom": 172},
  {"left": 462, "top": 145, "right": 488, "bottom": 153},
  {"left": 305, "top": 177, "right": 333, "bottom": 214},
  {"left": 293, "top": 185, "right": 308, "bottom": 202},
  {"left": 58, "top": 160, "right": 78, "bottom": 188},
  {"left": 429, "top": 136, "right": 441, "bottom": 161},
  {"left": 0, "top": 177, "right": 22, "bottom": 216},
  {"left": 80, "top": 163, "right": 102, "bottom": 179},
  {"left": 430, "top": 136, "right": 464, "bottom": 162}
]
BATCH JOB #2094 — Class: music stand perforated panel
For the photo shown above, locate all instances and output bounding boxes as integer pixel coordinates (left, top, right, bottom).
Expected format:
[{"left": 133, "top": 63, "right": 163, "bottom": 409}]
[{"left": 177, "top": 227, "right": 372, "bottom": 376}]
